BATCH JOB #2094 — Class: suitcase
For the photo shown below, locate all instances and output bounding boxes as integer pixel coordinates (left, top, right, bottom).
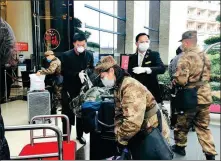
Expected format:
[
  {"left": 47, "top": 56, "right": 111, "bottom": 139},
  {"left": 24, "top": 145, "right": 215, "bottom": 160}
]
[
  {"left": 27, "top": 90, "right": 51, "bottom": 123},
  {"left": 90, "top": 99, "right": 118, "bottom": 160}
]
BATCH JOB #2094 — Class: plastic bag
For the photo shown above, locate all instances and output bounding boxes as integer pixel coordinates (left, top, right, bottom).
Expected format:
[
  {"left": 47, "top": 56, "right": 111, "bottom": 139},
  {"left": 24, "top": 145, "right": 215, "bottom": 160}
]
[{"left": 29, "top": 74, "right": 46, "bottom": 91}]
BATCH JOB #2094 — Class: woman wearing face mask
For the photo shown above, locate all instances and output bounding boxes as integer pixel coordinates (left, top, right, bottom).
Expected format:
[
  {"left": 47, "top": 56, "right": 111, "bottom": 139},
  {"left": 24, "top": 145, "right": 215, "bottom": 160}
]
[
  {"left": 95, "top": 56, "right": 172, "bottom": 160},
  {"left": 128, "top": 33, "right": 166, "bottom": 109},
  {"left": 36, "top": 50, "right": 62, "bottom": 114}
]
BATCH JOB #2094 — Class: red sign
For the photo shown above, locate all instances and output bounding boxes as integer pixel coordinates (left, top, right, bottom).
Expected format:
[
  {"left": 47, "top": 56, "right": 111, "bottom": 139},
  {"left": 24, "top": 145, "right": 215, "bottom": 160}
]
[
  {"left": 16, "top": 42, "right": 28, "bottom": 51},
  {"left": 121, "top": 55, "right": 130, "bottom": 70},
  {"left": 44, "top": 29, "right": 61, "bottom": 50}
]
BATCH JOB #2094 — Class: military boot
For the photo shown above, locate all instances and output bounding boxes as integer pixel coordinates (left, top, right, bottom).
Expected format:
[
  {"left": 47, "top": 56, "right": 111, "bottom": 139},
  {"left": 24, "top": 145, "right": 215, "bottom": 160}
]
[{"left": 172, "top": 145, "right": 186, "bottom": 156}]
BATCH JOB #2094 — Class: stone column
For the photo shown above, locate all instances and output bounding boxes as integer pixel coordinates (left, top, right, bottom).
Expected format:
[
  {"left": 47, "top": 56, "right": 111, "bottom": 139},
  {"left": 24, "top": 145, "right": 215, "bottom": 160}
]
[
  {"left": 125, "top": 1, "right": 147, "bottom": 54},
  {"left": 159, "top": 1, "right": 188, "bottom": 65}
]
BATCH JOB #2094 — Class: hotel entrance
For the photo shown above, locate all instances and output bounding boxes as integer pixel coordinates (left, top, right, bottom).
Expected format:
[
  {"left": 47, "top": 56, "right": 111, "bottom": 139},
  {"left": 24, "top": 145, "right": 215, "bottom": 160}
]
[{"left": 31, "top": 0, "right": 74, "bottom": 70}]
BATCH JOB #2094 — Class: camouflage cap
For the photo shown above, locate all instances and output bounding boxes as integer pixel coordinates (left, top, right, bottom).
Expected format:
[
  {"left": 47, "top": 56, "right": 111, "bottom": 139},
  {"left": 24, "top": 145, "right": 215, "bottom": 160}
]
[
  {"left": 44, "top": 50, "right": 54, "bottom": 56},
  {"left": 179, "top": 30, "right": 197, "bottom": 42},
  {"left": 95, "top": 55, "right": 117, "bottom": 74}
]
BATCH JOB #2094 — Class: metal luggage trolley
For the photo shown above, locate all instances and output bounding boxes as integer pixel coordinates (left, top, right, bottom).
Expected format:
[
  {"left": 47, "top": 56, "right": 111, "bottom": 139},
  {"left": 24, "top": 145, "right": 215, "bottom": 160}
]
[
  {"left": 5, "top": 124, "right": 63, "bottom": 160},
  {"left": 6, "top": 114, "right": 76, "bottom": 160}
]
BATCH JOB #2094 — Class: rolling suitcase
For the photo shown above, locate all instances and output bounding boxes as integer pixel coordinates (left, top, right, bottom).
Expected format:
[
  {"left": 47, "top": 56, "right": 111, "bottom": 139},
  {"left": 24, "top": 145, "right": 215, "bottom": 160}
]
[
  {"left": 27, "top": 90, "right": 51, "bottom": 123},
  {"left": 89, "top": 98, "right": 118, "bottom": 160}
]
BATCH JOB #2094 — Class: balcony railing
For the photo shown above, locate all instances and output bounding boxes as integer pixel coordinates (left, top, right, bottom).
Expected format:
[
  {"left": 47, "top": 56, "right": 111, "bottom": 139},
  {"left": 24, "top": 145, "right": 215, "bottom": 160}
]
[{"left": 188, "top": 1, "right": 220, "bottom": 11}]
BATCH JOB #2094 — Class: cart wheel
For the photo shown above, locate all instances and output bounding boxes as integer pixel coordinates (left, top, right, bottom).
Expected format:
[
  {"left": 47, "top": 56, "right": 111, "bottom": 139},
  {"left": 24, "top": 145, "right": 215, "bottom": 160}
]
[{"left": 45, "top": 119, "right": 52, "bottom": 124}]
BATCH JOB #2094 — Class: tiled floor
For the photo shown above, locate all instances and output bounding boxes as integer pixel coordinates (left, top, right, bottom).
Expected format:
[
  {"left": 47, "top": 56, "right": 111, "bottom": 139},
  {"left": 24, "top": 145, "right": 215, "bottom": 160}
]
[{"left": 1, "top": 100, "right": 220, "bottom": 160}]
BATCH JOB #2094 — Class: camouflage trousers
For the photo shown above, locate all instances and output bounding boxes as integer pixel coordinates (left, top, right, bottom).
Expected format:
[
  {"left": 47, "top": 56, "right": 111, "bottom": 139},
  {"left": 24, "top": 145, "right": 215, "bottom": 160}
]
[
  {"left": 174, "top": 105, "right": 217, "bottom": 155},
  {"left": 54, "top": 84, "right": 62, "bottom": 101}
]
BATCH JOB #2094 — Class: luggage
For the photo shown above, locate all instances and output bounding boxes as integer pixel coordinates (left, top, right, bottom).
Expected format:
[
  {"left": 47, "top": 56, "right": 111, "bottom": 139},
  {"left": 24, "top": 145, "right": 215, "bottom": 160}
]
[
  {"left": 27, "top": 90, "right": 51, "bottom": 123},
  {"left": 89, "top": 98, "right": 118, "bottom": 160},
  {"left": 128, "top": 110, "right": 174, "bottom": 160}
]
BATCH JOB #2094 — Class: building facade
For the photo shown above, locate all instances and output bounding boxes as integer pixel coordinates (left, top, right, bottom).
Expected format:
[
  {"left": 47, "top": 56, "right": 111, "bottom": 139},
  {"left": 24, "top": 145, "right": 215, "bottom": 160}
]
[
  {"left": 187, "top": 1, "right": 220, "bottom": 48},
  {"left": 159, "top": 1, "right": 220, "bottom": 65},
  {"left": 0, "top": 0, "right": 161, "bottom": 69}
]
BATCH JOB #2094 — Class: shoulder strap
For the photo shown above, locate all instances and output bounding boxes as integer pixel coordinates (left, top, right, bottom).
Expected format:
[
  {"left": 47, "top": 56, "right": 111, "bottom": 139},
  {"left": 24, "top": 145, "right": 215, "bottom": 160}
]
[{"left": 199, "top": 53, "right": 205, "bottom": 81}]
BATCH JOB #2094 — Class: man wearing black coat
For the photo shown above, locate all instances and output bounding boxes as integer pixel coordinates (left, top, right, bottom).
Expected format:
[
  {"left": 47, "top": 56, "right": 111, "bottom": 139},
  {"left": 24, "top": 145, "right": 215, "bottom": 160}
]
[
  {"left": 128, "top": 33, "right": 166, "bottom": 104},
  {"left": 61, "top": 33, "right": 94, "bottom": 144}
]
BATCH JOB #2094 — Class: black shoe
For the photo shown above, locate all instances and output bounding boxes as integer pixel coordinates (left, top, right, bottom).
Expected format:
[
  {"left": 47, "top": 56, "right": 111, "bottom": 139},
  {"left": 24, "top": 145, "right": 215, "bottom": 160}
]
[
  {"left": 205, "top": 154, "right": 215, "bottom": 160},
  {"left": 77, "top": 137, "right": 86, "bottom": 144},
  {"left": 172, "top": 145, "right": 186, "bottom": 156},
  {"left": 191, "top": 126, "right": 195, "bottom": 132},
  {"left": 170, "top": 126, "right": 175, "bottom": 130}
]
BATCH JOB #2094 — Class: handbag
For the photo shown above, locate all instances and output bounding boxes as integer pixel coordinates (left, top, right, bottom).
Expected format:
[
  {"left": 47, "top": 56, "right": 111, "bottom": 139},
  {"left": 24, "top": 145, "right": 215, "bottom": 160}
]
[
  {"left": 176, "top": 53, "right": 205, "bottom": 111},
  {"left": 128, "top": 110, "right": 174, "bottom": 160}
]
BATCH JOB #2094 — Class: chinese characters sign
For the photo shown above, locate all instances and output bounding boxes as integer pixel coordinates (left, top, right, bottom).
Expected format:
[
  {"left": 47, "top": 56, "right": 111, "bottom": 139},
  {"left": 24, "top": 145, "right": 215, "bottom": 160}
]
[
  {"left": 15, "top": 42, "right": 28, "bottom": 51},
  {"left": 44, "top": 29, "right": 61, "bottom": 50},
  {"left": 121, "top": 55, "right": 130, "bottom": 71}
]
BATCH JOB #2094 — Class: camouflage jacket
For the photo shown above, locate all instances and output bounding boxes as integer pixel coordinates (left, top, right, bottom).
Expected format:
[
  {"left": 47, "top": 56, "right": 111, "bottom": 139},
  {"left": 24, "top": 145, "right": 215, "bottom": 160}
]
[
  {"left": 39, "top": 57, "right": 61, "bottom": 75},
  {"left": 114, "top": 77, "right": 170, "bottom": 145},
  {"left": 174, "top": 45, "right": 212, "bottom": 104}
]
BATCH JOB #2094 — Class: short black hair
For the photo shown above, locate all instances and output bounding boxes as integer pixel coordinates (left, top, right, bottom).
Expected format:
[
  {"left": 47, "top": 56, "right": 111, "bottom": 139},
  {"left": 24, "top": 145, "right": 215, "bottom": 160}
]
[
  {"left": 135, "top": 33, "right": 150, "bottom": 42},
  {"left": 73, "top": 33, "right": 87, "bottom": 42}
]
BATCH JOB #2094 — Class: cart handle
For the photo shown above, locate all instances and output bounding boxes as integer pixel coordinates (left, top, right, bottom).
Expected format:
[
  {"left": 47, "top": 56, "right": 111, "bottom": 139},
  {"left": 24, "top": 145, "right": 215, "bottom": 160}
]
[
  {"left": 30, "top": 114, "right": 70, "bottom": 144},
  {"left": 5, "top": 124, "right": 63, "bottom": 160}
]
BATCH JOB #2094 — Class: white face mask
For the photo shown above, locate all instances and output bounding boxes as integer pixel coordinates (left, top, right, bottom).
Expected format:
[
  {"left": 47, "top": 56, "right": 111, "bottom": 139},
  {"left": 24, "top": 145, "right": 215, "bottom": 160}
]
[
  {"left": 101, "top": 77, "right": 115, "bottom": 88},
  {"left": 138, "top": 42, "right": 150, "bottom": 52},
  {"left": 77, "top": 46, "right": 85, "bottom": 53}
]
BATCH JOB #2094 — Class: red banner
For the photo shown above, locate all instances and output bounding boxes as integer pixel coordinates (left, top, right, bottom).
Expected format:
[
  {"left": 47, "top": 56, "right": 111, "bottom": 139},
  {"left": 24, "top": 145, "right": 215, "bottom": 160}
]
[
  {"left": 121, "top": 55, "right": 130, "bottom": 70},
  {"left": 16, "top": 42, "right": 28, "bottom": 51}
]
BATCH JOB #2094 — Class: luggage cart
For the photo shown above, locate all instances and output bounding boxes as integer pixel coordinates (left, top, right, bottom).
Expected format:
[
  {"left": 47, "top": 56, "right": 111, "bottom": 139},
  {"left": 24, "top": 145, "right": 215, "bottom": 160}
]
[
  {"left": 7, "top": 114, "right": 76, "bottom": 160},
  {"left": 5, "top": 124, "right": 63, "bottom": 160}
]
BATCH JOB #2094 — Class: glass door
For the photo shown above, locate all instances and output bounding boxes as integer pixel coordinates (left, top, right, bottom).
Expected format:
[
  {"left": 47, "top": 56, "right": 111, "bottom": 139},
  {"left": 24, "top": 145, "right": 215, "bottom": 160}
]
[{"left": 31, "top": 0, "right": 73, "bottom": 70}]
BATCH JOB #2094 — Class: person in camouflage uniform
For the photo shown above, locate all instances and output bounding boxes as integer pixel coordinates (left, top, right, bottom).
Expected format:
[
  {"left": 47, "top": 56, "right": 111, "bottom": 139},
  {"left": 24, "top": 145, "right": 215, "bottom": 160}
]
[
  {"left": 172, "top": 30, "right": 217, "bottom": 160},
  {"left": 95, "top": 56, "right": 172, "bottom": 159},
  {"left": 36, "top": 51, "right": 62, "bottom": 113}
]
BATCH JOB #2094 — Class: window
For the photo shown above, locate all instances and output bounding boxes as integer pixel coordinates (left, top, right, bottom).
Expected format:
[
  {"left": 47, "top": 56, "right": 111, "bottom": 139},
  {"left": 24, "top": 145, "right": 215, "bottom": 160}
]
[
  {"left": 74, "top": 0, "right": 126, "bottom": 59},
  {"left": 86, "top": 29, "right": 100, "bottom": 66},
  {"left": 100, "top": 1, "right": 114, "bottom": 14},
  {"left": 100, "top": 14, "right": 114, "bottom": 31},
  {"left": 85, "top": 9, "right": 99, "bottom": 27},
  {"left": 198, "top": 25, "right": 202, "bottom": 29},
  {"left": 197, "top": 11, "right": 201, "bottom": 16},
  {"left": 100, "top": 32, "right": 114, "bottom": 54}
]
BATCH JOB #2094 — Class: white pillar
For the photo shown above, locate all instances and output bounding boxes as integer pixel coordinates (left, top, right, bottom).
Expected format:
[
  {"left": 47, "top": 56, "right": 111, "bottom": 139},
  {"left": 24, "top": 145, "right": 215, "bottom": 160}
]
[
  {"left": 125, "top": 1, "right": 148, "bottom": 54},
  {"left": 7, "top": 1, "right": 33, "bottom": 59},
  {"left": 159, "top": 1, "right": 188, "bottom": 65}
]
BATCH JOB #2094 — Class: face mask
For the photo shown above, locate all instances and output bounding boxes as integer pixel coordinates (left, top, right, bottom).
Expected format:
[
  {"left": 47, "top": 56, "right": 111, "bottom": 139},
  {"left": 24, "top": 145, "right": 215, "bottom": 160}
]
[
  {"left": 77, "top": 46, "right": 85, "bottom": 53},
  {"left": 101, "top": 77, "right": 115, "bottom": 88},
  {"left": 47, "top": 58, "right": 51, "bottom": 63},
  {"left": 138, "top": 42, "right": 150, "bottom": 52}
]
